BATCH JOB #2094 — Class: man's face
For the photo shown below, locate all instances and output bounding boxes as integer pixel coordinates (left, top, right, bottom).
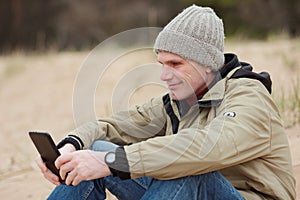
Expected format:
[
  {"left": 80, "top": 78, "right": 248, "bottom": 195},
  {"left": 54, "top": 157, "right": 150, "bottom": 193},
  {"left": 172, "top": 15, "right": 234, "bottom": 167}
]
[{"left": 158, "top": 51, "right": 212, "bottom": 100}]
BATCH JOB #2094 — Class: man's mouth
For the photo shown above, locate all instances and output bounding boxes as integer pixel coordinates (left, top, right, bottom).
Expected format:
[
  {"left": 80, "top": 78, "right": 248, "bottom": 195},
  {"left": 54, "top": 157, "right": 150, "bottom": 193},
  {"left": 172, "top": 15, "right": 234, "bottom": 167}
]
[{"left": 168, "top": 82, "right": 181, "bottom": 90}]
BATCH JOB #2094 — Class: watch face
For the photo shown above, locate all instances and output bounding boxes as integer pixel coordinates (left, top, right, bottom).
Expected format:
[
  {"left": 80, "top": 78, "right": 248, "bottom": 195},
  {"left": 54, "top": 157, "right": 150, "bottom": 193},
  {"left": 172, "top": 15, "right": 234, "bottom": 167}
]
[{"left": 105, "top": 152, "right": 116, "bottom": 164}]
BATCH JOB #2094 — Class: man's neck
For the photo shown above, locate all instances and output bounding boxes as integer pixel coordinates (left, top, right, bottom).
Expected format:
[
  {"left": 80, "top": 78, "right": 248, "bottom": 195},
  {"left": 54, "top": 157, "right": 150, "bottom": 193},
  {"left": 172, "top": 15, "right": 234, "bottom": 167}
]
[{"left": 186, "top": 73, "right": 217, "bottom": 106}]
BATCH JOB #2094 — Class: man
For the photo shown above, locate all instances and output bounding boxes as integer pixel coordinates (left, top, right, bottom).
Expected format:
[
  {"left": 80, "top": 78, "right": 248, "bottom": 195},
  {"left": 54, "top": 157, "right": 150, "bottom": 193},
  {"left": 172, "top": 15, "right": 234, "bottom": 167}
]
[{"left": 36, "top": 5, "right": 296, "bottom": 200}]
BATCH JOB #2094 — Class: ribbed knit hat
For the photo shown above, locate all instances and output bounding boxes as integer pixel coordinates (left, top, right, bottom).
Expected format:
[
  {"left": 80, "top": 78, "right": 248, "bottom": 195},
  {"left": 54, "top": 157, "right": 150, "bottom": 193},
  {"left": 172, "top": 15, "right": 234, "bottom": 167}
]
[{"left": 154, "top": 5, "right": 225, "bottom": 71}]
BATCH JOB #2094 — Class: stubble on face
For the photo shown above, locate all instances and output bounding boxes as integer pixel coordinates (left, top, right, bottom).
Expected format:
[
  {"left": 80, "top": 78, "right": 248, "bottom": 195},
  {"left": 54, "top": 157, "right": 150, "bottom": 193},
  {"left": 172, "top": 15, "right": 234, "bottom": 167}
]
[{"left": 158, "top": 51, "right": 215, "bottom": 101}]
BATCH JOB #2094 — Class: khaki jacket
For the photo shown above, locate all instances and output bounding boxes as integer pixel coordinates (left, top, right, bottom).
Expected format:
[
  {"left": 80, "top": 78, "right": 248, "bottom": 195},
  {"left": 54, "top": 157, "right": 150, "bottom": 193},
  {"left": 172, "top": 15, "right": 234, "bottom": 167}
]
[{"left": 69, "top": 63, "right": 296, "bottom": 199}]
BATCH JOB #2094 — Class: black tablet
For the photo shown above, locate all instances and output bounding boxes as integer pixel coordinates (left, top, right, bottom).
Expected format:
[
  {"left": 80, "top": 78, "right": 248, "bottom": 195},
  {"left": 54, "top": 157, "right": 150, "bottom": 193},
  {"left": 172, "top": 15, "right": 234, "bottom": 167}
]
[{"left": 29, "top": 131, "right": 63, "bottom": 183}]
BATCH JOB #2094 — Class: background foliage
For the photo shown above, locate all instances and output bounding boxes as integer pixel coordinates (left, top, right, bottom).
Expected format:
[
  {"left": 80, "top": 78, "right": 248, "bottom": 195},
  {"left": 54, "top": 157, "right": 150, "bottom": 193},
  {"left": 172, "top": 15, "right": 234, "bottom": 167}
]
[{"left": 1, "top": 0, "right": 300, "bottom": 52}]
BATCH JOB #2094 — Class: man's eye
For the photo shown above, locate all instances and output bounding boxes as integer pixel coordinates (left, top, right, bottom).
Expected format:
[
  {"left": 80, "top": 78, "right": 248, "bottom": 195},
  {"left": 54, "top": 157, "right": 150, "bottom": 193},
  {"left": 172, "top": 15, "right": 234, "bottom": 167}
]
[{"left": 171, "top": 61, "right": 181, "bottom": 66}]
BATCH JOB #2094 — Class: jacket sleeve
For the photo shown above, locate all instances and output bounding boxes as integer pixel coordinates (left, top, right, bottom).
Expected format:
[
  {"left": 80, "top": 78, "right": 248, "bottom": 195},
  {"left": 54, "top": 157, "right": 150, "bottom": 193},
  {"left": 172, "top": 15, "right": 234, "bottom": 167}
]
[
  {"left": 65, "top": 96, "right": 167, "bottom": 149},
  {"left": 125, "top": 79, "right": 274, "bottom": 179}
]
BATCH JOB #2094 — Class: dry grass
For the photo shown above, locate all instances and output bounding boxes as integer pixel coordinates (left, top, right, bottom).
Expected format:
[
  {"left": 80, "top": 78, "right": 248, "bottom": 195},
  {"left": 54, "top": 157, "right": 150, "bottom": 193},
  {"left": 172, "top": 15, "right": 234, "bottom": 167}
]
[
  {"left": 274, "top": 76, "right": 300, "bottom": 127},
  {"left": 225, "top": 38, "right": 300, "bottom": 127},
  {"left": 0, "top": 38, "right": 299, "bottom": 199}
]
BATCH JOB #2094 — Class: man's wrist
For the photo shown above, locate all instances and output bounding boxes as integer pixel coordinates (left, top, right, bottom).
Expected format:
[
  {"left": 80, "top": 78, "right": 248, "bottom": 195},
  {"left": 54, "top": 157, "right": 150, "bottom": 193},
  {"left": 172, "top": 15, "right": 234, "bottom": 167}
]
[
  {"left": 105, "top": 147, "right": 131, "bottom": 180},
  {"left": 57, "top": 135, "right": 84, "bottom": 150},
  {"left": 62, "top": 143, "right": 76, "bottom": 152}
]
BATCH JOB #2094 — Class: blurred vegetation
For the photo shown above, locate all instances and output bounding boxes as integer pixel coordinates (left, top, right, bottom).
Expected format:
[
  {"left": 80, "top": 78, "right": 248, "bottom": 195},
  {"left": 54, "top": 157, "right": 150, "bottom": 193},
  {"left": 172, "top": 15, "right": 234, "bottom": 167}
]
[
  {"left": 0, "top": 0, "right": 300, "bottom": 52},
  {"left": 274, "top": 76, "right": 300, "bottom": 128}
]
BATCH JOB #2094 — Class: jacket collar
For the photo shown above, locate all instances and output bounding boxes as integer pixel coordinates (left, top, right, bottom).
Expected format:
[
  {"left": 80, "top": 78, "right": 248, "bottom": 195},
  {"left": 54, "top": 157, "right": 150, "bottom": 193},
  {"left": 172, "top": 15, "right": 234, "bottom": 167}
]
[
  {"left": 197, "top": 53, "right": 241, "bottom": 107},
  {"left": 197, "top": 67, "right": 240, "bottom": 107}
]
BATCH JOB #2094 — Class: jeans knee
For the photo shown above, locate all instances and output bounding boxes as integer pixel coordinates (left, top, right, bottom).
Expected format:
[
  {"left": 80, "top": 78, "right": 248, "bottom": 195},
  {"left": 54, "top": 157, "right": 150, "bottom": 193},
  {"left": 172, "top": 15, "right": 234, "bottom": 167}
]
[
  {"left": 47, "top": 181, "right": 99, "bottom": 200},
  {"left": 90, "top": 140, "right": 118, "bottom": 152}
]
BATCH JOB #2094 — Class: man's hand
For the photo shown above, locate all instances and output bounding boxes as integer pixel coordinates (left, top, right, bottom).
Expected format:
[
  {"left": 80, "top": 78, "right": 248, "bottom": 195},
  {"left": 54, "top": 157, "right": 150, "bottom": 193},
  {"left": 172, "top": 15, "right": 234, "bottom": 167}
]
[
  {"left": 55, "top": 150, "right": 111, "bottom": 186},
  {"left": 35, "top": 143, "right": 76, "bottom": 186}
]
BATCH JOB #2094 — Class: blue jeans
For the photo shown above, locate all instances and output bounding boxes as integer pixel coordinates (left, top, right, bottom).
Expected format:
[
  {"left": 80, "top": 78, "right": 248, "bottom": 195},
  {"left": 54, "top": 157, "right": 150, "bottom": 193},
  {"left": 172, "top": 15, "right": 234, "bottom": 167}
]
[{"left": 48, "top": 140, "right": 244, "bottom": 200}]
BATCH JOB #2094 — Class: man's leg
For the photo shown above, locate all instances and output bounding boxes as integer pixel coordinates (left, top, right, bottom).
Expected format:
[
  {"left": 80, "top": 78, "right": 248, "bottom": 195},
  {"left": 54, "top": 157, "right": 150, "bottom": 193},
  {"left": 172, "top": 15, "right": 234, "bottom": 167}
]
[
  {"left": 48, "top": 171, "right": 243, "bottom": 200},
  {"left": 47, "top": 175, "right": 149, "bottom": 200},
  {"left": 48, "top": 140, "right": 244, "bottom": 200},
  {"left": 47, "top": 140, "right": 149, "bottom": 200},
  {"left": 140, "top": 171, "right": 244, "bottom": 200},
  {"left": 47, "top": 180, "right": 104, "bottom": 200}
]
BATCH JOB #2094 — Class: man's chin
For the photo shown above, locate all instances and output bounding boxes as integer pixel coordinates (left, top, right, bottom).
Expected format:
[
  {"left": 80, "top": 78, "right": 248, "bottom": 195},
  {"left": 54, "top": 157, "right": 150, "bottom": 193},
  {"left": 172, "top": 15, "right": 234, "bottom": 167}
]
[
  {"left": 170, "top": 92, "right": 187, "bottom": 101},
  {"left": 170, "top": 91, "right": 196, "bottom": 101}
]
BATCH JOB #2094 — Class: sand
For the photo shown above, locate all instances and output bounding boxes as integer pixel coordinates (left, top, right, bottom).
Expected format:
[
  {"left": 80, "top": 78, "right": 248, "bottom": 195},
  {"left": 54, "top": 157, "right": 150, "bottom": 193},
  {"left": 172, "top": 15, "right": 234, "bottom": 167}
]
[{"left": 0, "top": 39, "right": 299, "bottom": 199}]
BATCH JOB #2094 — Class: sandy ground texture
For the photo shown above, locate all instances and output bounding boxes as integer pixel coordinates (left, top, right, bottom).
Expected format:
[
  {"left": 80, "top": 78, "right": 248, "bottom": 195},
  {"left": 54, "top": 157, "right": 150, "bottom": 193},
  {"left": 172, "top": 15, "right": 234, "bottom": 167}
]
[{"left": 0, "top": 39, "right": 299, "bottom": 199}]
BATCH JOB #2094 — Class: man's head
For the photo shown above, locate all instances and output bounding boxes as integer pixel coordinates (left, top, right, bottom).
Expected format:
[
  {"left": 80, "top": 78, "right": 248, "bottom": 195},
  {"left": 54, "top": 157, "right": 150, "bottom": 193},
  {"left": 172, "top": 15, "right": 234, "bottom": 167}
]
[{"left": 154, "top": 5, "right": 225, "bottom": 100}]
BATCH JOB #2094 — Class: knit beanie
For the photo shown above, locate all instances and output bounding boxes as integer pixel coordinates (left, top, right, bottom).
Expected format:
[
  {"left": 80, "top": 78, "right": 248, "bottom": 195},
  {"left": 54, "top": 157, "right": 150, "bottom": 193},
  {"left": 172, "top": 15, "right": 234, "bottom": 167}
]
[{"left": 154, "top": 5, "right": 225, "bottom": 71}]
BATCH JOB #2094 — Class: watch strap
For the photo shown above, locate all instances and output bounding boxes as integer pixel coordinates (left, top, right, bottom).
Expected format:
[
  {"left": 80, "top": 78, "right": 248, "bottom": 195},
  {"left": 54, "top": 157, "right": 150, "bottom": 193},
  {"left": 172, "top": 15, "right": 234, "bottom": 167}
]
[{"left": 106, "top": 147, "right": 130, "bottom": 180}]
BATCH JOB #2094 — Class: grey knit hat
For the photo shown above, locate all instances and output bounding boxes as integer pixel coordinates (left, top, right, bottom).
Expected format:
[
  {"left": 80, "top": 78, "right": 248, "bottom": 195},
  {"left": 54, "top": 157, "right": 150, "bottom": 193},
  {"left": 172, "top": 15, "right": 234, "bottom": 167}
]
[{"left": 154, "top": 5, "right": 225, "bottom": 71}]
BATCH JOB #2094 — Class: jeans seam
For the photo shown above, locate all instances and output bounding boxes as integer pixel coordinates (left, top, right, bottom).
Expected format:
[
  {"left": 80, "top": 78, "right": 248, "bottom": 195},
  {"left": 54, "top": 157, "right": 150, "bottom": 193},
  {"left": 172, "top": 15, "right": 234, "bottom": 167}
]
[
  {"left": 170, "top": 176, "right": 190, "bottom": 200},
  {"left": 133, "top": 178, "right": 149, "bottom": 189},
  {"left": 213, "top": 172, "right": 235, "bottom": 193},
  {"left": 82, "top": 182, "right": 95, "bottom": 200}
]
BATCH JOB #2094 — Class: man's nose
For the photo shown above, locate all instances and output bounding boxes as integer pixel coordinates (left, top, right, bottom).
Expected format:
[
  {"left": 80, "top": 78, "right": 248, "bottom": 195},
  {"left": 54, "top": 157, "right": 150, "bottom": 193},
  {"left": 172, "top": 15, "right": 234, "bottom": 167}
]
[{"left": 160, "top": 65, "right": 173, "bottom": 81}]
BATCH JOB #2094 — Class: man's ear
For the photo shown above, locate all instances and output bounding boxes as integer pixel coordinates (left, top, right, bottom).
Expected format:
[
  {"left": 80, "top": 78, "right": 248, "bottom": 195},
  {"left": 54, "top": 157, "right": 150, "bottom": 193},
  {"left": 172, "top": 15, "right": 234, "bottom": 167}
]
[{"left": 205, "top": 67, "right": 212, "bottom": 74}]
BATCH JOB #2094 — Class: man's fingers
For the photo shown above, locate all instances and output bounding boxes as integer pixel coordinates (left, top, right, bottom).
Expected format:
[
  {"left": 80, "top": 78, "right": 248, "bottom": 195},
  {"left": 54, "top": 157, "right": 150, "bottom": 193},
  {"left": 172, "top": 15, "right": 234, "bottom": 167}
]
[
  {"left": 65, "top": 170, "right": 77, "bottom": 185},
  {"left": 35, "top": 156, "right": 47, "bottom": 172},
  {"left": 55, "top": 154, "right": 73, "bottom": 170},
  {"left": 44, "top": 171, "right": 61, "bottom": 186},
  {"left": 59, "top": 161, "right": 74, "bottom": 180},
  {"left": 35, "top": 155, "right": 63, "bottom": 186},
  {"left": 35, "top": 158, "right": 61, "bottom": 185}
]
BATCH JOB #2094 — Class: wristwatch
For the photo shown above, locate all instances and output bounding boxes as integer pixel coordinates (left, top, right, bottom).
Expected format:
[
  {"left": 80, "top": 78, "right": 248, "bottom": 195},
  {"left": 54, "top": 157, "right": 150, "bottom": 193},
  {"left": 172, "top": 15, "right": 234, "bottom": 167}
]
[
  {"left": 105, "top": 151, "right": 116, "bottom": 164},
  {"left": 104, "top": 147, "right": 130, "bottom": 180}
]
